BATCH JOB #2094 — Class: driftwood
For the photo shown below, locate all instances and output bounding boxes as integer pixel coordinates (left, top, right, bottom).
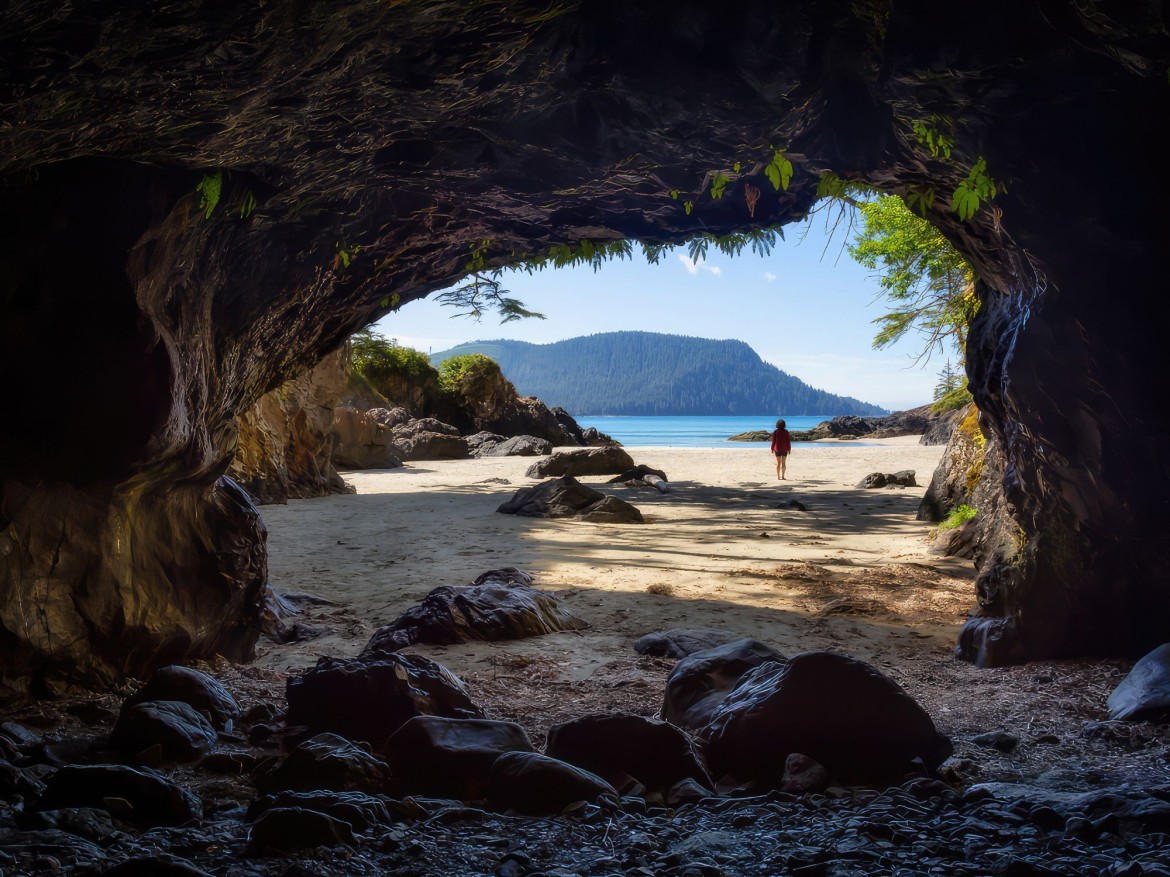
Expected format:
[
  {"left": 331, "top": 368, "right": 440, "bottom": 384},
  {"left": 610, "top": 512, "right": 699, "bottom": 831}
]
[{"left": 608, "top": 465, "right": 669, "bottom": 493}]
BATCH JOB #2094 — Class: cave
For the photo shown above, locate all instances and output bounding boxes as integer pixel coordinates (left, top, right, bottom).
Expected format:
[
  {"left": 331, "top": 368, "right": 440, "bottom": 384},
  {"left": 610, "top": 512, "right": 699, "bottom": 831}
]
[{"left": 0, "top": 0, "right": 1167, "bottom": 724}]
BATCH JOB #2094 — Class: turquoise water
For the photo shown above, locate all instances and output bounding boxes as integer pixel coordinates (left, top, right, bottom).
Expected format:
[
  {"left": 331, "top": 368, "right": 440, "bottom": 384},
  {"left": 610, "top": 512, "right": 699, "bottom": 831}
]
[{"left": 576, "top": 415, "right": 834, "bottom": 448}]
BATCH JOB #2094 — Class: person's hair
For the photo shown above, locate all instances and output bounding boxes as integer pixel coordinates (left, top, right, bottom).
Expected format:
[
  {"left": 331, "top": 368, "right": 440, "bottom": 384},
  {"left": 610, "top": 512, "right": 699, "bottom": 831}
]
[{"left": 776, "top": 419, "right": 786, "bottom": 429}]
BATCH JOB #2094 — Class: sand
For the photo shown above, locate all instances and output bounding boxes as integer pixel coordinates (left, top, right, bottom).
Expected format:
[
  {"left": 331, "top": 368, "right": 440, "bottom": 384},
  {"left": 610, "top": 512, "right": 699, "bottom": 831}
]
[
  {"left": 253, "top": 439, "right": 973, "bottom": 726},
  {"left": 237, "top": 437, "right": 1170, "bottom": 789}
]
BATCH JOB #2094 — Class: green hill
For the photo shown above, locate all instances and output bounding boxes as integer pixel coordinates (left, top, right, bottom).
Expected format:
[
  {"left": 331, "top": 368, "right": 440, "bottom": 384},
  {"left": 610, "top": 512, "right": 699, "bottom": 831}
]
[{"left": 430, "top": 332, "right": 886, "bottom": 417}]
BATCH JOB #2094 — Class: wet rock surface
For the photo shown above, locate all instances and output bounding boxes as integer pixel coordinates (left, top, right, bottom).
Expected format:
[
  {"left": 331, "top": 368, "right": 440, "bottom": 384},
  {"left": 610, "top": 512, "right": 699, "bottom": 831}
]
[
  {"left": 360, "top": 568, "right": 588, "bottom": 654},
  {"left": 663, "top": 639, "right": 787, "bottom": 732}
]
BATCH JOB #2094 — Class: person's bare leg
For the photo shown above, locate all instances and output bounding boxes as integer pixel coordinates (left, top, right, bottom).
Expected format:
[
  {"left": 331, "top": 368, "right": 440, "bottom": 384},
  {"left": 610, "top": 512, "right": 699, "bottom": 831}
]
[
  {"left": 775, "top": 455, "right": 782, "bottom": 479},
  {"left": 780, "top": 455, "right": 787, "bottom": 479}
]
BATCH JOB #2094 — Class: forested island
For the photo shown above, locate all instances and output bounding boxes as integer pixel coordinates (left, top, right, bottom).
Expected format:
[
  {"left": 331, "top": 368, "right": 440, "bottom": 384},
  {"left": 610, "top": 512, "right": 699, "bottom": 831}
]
[{"left": 430, "top": 331, "right": 885, "bottom": 417}]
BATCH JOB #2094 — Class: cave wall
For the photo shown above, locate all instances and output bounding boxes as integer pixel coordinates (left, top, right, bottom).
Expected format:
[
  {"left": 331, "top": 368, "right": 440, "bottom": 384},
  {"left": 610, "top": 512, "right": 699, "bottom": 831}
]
[{"left": 1, "top": 0, "right": 1168, "bottom": 692}]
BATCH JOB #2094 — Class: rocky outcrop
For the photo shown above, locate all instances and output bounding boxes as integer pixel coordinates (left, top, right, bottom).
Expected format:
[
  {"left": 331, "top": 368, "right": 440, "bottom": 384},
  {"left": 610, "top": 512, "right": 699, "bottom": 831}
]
[
  {"left": 230, "top": 350, "right": 354, "bottom": 504},
  {"left": 792, "top": 407, "right": 936, "bottom": 442},
  {"left": 1106, "top": 644, "right": 1170, "bottom": 723},
  {"left": 331, "top": 406, "right": 404, "bottom": 470},
  {"left": 856, "top": 470, "right": 917, "bottom": 489},
  {"left": 2, "top": 0, "right": 1168, "bottom": 693}
]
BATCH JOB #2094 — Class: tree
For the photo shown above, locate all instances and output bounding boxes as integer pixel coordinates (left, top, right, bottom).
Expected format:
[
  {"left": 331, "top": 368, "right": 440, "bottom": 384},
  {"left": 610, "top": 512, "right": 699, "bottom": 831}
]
[{"left": 847, "top": 195, "right": 977, "bottom": 361}]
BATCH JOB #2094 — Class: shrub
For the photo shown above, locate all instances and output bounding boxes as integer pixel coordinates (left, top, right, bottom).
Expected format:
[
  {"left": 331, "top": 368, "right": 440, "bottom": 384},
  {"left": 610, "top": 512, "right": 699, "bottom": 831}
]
[
  {"left": 350, "top": 329, "right": 436, "bottom": 388},
  {"left": 931, "top": 383, "right": 973, "bottom": 413},
  {"left": 437, "top": 353, "right": 502, "bottom": 397}
]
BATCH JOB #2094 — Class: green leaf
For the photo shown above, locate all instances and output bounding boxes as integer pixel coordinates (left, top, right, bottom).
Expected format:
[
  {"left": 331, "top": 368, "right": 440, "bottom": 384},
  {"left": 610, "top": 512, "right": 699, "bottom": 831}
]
[
  {"left": 339, "top": 249, "right": 350, "bottom": 268},
  {"left": 765, "top": 162, "right": 781, "bottom": 190},
  {"left": 733, "top": 161, "right": 741, "bottom": 173},
  {"left": 195, "top": 171, "right": 222, "bottom": 220},
  {"left": 684, "top": 200, "right": 693, "bottom": 215},
  {"left": 380, "top": 295, "right": 390, "bottom": 308},
  {"left": 710, "top": 173, "right": 729, "bottom": 200},
  {"left": 670, "top": 189, "right": 680, "bottom": 200},
  {"left": 238, "top": 190, "right": 257, "bottom": 218}
]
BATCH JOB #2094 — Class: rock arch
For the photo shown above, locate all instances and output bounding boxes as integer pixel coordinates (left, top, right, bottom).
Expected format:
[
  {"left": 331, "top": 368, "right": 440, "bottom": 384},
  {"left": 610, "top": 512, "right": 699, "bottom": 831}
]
[{"left": 1, "top": 0, "right": 1167, "bottom": 694}]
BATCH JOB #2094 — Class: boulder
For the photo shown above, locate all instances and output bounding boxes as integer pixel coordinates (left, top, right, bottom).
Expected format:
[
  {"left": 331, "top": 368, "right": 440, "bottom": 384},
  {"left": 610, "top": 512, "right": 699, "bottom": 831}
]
[
  {"left": 525, "top": 446, "right": 636, "bottom": 478},
  {"left": 607, "top": 464, "right": 668, "bottom": 483},
  {"left": 383, "top": 716, "right": 535, "bottom": 800},
  {"left": 246, "top": 790, "right": 390, "bottom": 832},
  {"left": 390, "top": 419, "right": 470, "bottom": 461},
  {"left": 109, "top": 701, "right": 218, "bottom": 763},
  {"left": 857, "top": 470, "right": 916, "bottom": 489},
  {"left": 331, "top": 405, "right": 404, "bottom": 469},
  {"left": 780, "top": 752, "right": 829, "bottom": 794},
  {"left": 360, "top": 568, "right": 587, "bottom": 655},
  {"left": 634, "top": 628, "right": 743, "bottom": 659},
  {"left": 486, "top": 751, "right": 618, "bottom": 816},
  {"left": 34, "top": 765, "right": 201, "bottom": 828},
  {"left": 701, "top": 651, "right": 953, "bottom": 787},
  {"left": 497, "top": 475, "right": 641, "bottom": 522},
  {"left": 577, "top": 494, "right": 644, "bottom": 523},
  {"left": 257, "top": 732, "right": 392, "bottom": 794},
  {"left": 580, "top": 427, "right": 617, "bottom": 446},
  {"left": 545, "top": 713, "right": 711, "bottom": 794},
  {"left": 248, "top": 806, "right": 356, "bottom": 853},
  {"left": 123, "top": 665, "right": 240, "bottom": 730},
  {"left": 1106, "top": 643, "right": 1170, "bottom": 722},
  {"left": 285, "top": 654, "right": 484, "bottom": 752},
  {"left": 662, "top": 639, "right": 787, "bottom": 732},
  {"left": 727, "top": 430, "right": 771, "bottom": 442},
  {"left": 469, "top": 433, "right": 553, "bottom": 458}
]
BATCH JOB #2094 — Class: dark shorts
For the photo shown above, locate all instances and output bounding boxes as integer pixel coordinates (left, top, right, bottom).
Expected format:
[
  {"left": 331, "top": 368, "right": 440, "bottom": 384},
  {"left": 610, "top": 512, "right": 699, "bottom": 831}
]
[{"left": 774, "top": 452, "right": 788, "bottom": 457}]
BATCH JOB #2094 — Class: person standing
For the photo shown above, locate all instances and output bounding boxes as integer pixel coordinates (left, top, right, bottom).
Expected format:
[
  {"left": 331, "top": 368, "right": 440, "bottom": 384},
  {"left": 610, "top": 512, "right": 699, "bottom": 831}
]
[{"left": 770, "top": 418, "right": 792, "bottom": 479}]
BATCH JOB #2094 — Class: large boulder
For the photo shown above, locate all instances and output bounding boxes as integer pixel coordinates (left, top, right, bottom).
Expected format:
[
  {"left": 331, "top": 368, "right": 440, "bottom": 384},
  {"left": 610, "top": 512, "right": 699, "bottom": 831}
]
[
  {"left": 486, "top": 752, "right": 618, "bottom": 816},
  {"left": 471, "top": 434, "right": 553, "bottom": 458},
  {"left": 360, "top": 568, "right": 588, "bottom": 655},
  {"left": 256, "top": 732, "right": 392, "bottom": 795},
  {"left": 35, "top": 765, "right": 201, "bottom": 828},
  {"left": 663, "top": 639, "right": 787, "bottom": 732},
  {"left": 109, "top": 701, "right": 218, "bottom": 763},
  {"left": 545, "top": 713, "right": 711, "bottom": 795},
  {"left": 701, "top": 651, "right": 953, "bottom": 788},
  {"left": 389, "top": 418, "right": 469, "bottom": 461},
  {"left": 525, "top": 447, "right": 636, "bottom": 478},
  {"left": 856, "top": 470, "right": 916, "bottom": 489},
  {"left": 1106, "top": 643, "right": 1170, "bottom": 723},
  {"left": 285, "top": 654, "right": 484, "bottom": 752},
  {"left": 123, "top": 665, "right": 240, "bottom": 730},
  {"left": 497, "top": 475, "right": 642, "bottom": 522},
  {"left": 384, "top": 716, "right": 536, "bottom": 800}
]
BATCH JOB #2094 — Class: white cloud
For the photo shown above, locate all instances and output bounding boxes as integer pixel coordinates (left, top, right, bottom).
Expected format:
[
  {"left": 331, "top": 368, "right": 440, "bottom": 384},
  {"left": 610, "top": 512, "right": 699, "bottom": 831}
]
[
  {"left": 678, "top": 254, "right": 722, "bottom": 277},
  {"left": 763, "top": 271, "right": 777, "bottom": 282}
]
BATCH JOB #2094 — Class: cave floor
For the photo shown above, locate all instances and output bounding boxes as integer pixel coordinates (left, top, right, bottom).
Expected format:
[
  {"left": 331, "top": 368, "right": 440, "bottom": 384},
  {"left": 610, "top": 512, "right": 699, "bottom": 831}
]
[{"left": 3, "top": 441, "right": 1168, "bottom": 875}]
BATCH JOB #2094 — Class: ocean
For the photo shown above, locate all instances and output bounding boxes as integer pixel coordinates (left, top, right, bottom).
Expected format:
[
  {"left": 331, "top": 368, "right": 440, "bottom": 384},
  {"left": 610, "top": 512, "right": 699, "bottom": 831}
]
[{"left": 575, "top": 415, "right": 839, "bottom": 448}]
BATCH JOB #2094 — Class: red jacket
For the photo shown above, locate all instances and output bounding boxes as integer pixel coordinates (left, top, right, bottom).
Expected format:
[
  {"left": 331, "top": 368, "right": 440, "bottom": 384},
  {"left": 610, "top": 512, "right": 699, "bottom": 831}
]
[{"left": 771, "top": 428, "right": 792, "bottom": 454}]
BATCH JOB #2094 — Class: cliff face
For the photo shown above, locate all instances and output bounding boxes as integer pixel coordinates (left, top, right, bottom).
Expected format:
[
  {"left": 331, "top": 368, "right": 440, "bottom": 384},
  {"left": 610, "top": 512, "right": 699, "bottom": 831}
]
[{"left": 1, "top": 1, "right": 1168, "bottom": 693}]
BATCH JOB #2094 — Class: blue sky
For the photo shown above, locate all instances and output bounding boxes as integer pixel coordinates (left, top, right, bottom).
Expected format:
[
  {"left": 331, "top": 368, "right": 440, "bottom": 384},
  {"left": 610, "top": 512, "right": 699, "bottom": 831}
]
[{"left": 373, "top": 214, "right": 950, "bottom": 412}]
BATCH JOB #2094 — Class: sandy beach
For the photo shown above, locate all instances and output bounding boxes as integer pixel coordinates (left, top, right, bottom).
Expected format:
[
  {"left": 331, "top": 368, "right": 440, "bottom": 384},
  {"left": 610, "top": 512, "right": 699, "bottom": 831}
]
[{"left": 253, "top": 438, "right": 985, "bottom": 736}]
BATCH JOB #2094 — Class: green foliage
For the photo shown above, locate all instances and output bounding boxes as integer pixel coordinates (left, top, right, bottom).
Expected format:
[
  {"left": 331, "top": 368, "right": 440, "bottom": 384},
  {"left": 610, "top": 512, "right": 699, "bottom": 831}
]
[
  {"left": 847, "top": 195, "right": 977, "bottom": 360},
  {"left": 764, "top": 150, "right": 794, "bottom": 191},
  {"left": 238, "top": 190, "right": 257, "bottom": 218},
  {"left": 437, "top": 353, "right": 501, "bottom": 396},
  {"left": 350, "top": 329, "right": 436, "bottom": 391},
  {"left": 195, "top": 171, "right": 222, "bottom": 219},
  {"left": 911, "top": 117, "right": 955, "bottom": 159},
  {"left": 951, "top": 156, "right": 1002, "bottom": 221},
  {"left": 933, "top": 359, "right": 965, "bottom": 403},
  {"left": 685, "top": 228, "right": 783, "bottom": 264},
  {"left": 933, "top": 383, "right": 973, "bottom": 414},
  {"left": 709, "top": 172, "right": 730, "bottom": 200},
  {"left": 939, "top": 504, "right": 977, "bottom": 530}
]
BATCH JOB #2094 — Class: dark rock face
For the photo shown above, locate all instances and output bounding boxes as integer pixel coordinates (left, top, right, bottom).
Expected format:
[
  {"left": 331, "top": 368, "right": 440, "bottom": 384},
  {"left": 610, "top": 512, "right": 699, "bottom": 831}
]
[
  {"left": 1106, "top": 643, "right": 1170, "bottom": 723},
  {"left": 469, "top": 433, "right": 553, "bottom": 458},
  {"left": 701, "top": 652, "right": 953, "bottom": 787},
  {"left": 360, "top": 568, "right": 588, "bottom": 654},
  {"left": 526, "top": 447, "right": 636, "bottom": 478},
  {"left": 497, "top": 475, "right": 643, "bottom": 522},
  {"left": 662, "top": 639, "right": 787, "bottom": 732},
  {"left": 383, "top": 716, "right": 535, "bottom": 800},
  {"left": 285, "top": 655, "right": 484, "bottom": 752},
  {"left": 486, "top": 751, "right": 618, "bottom": 816},
  {"left": 0, "top": 1, "right": 1168, "bottom": 690},
  {"left": 793, "top": 408, "right": 934, "bottom": 442},
  {"left": 634, "top": 628, "right": 743, "bottom": 659},
  {"left": 248, "top": 806, "right": 356, "bottom": 853},
  {"left": 123, "top": 665, "right": 241, "bottom": 730},
  {"left": 545, "top": 713, "right": 712, "bottom": 794}
]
